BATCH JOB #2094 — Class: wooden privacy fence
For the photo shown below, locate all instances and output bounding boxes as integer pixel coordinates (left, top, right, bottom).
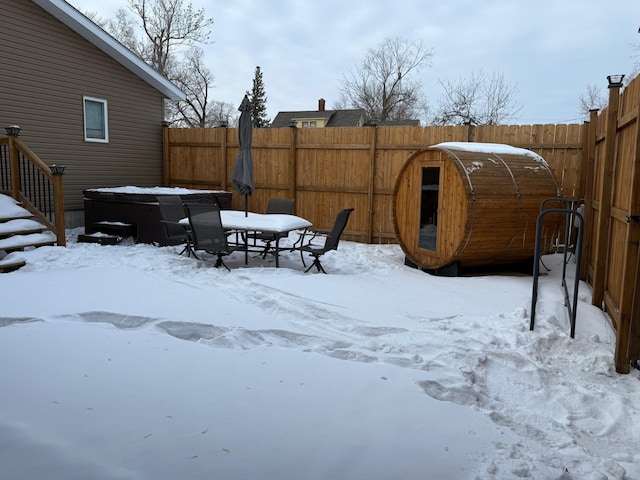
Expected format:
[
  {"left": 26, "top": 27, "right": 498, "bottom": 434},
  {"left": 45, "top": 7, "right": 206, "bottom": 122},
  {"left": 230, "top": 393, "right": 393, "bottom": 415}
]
[
  {"left": 164, "top": 123, "right": 584, "bottom": 244},
  {"left": 164, "top": 100, "right": 640, "bottom": 373},
  {"left": 582, "top": 74, "right": 640, "bottom": 373}
]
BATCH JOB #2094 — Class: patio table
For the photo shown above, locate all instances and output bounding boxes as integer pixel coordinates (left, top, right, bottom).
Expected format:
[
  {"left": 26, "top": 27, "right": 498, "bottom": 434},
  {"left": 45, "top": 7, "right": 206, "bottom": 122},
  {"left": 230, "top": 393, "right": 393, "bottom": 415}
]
[{"left": 180, "top": 210, "right": 312, "bottom": 267}]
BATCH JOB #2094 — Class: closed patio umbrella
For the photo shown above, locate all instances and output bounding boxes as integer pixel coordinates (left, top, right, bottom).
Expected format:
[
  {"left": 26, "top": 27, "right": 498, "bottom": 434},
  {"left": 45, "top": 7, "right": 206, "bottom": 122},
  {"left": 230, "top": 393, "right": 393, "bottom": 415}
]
[{"left": 231, "top": 95, "right": 254, "bottom": 216}]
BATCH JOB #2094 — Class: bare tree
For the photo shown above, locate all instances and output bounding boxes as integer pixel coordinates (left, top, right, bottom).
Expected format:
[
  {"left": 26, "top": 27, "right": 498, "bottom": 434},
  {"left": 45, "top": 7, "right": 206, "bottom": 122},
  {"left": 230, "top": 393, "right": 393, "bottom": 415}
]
[
  {"left": 432, "top": 69, "right": 521, "bottom": 125},
  {"left": 166, "top": 47, "right": 221, "bottom": 127},
  {"left": 104, "top": 8, "right": 142, "bottom": 55},
  {"left": 338, "top": 37, "right": 433, "bottom": 122},
  {"left": 89, "top": 1, "right": 216, "bottom": 126},
  {"left": 578, "top": 84, "right": 608, "bottom": 119},
  {"left": 127, "top": 0, "right": 213, "bottom": 76},
  {"left": 631, "top": 41, "right": 640, "bottom": 79}
]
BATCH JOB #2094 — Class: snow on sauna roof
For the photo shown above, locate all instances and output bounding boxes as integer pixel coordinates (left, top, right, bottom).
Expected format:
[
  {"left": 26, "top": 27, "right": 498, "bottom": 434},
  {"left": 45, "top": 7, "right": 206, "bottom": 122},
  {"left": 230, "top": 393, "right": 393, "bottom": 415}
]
[{"left": 430, "top": 142, "right": 545, "bottom": 162}]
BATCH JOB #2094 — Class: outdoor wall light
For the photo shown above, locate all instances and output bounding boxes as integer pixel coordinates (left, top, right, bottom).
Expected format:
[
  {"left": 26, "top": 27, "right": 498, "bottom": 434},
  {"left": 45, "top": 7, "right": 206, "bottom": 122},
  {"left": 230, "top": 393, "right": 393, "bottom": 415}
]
[
  {"left": 50, "top": 164, "right": 65, "bottom": 175},
  {"left": 289, "top": 120, "right": 297, "bottom": 128},
  {"left": 607, "top": 74, "right": 625, "bottom": 88},
  {"left": 5, "top": 125, "right": 21, "bottom": 136}
]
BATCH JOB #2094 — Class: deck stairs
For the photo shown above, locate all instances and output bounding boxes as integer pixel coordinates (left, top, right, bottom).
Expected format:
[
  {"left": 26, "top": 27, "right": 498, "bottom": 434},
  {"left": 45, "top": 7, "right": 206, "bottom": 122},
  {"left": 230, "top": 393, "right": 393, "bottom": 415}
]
[
  {"left": 0, "top": 194, "right": 57, "bottom": 273},
  {"left": 77, "top": 221, "right": 137, "bottom": 245}
]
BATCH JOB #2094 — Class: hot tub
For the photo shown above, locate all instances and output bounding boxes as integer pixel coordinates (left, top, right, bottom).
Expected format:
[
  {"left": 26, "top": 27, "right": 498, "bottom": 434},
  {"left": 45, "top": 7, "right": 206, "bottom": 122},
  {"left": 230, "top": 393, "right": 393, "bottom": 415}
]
[{"left": 83, "top": 186, "right": 232, "bottom": 245}]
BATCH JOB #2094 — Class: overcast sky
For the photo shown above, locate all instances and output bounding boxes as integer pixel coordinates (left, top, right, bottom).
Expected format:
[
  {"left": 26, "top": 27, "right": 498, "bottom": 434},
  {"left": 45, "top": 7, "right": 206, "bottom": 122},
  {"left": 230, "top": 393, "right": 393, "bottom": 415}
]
[{"left": 69, "top": 0, "right": 639, "bottom": 125}]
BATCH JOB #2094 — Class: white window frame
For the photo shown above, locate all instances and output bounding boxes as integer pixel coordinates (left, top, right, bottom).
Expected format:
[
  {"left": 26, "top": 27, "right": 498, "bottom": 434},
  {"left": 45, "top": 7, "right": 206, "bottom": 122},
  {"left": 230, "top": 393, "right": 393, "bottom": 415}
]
[{"left": 83, "top": 96, "right": 109, "bottom": 143}]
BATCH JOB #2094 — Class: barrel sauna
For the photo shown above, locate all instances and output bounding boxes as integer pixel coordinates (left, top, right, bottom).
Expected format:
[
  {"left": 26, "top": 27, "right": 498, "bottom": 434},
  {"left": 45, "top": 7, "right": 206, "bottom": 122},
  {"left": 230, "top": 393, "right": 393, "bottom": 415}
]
[{"left": 393, "top": 142, "right": 561, "bottom": 272}]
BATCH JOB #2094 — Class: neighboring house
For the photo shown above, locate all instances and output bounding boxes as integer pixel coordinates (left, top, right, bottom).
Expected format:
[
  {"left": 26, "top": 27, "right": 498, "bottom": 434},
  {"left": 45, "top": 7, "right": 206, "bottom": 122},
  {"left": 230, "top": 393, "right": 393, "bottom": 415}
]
[
  {"left": 271, "top": 99, "right": 366, "bottom": 128},
  {"left": 0, "top": 0, "right": 185, "bottom": 227},
  {"left": 375, "top": 119, "right": 421, "bottom": 127},
  {"left": 271, "top": 99, "right": 420, "bottom": 128}
]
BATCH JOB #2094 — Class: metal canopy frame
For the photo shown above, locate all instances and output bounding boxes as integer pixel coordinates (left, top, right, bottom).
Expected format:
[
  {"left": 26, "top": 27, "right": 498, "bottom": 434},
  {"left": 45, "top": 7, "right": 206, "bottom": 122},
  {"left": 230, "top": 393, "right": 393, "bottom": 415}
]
[{"left": 530, "top": 199, "right": 584, "bottom": 338}]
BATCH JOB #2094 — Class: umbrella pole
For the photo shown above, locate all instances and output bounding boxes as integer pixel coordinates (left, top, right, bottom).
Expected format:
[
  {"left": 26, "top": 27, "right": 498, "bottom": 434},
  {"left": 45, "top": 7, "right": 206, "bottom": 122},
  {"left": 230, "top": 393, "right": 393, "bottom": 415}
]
[{"left": 244, "top": 194, "right": 248, "bottom": 217}]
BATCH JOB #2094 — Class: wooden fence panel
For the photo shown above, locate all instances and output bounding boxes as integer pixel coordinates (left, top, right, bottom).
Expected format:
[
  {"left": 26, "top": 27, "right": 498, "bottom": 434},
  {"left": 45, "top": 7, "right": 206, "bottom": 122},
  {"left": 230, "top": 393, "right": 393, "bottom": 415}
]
[
  {"left": 579, "top": 74, "right": 640, "bottom": 372},
  {"left": 165, "top": 123, "right": 585, "bottom": 243},
  {"left": 586, "top": 113, "right": 606, "bottom": 286},
  {"left": 167, "top": 128, "right": 225, "bottom": 188},
  {"left": 163, "top": 116, "right": 640, "bottom": 370}
]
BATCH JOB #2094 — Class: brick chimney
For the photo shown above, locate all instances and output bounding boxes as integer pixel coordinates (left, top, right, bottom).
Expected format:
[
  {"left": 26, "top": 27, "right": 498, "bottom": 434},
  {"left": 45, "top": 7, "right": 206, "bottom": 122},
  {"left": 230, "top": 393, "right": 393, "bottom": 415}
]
[{"left": 318, "top": 98, "right": 325, "bottom": 112}]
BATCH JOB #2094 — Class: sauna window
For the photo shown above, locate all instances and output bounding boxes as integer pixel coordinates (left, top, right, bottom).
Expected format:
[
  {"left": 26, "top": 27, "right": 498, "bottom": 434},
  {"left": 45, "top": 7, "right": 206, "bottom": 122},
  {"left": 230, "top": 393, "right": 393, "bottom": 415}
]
[
  {"left": 419, "top": 167, "right": 440, "bottom": 251},
  {"left": 83, "top": 96, "right": 109, "bottom": 143}
]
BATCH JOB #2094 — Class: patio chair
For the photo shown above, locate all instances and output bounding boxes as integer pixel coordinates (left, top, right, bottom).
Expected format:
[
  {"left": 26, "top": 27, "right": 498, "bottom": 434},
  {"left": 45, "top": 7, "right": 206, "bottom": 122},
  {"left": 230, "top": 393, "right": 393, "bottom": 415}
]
[
  {"left": 157, "top": 195, "right": 196, "bottom": 258},
  {"left": 293, "top": 208, "right": 354, "bottom": 273},
  {"left": 252, "top": 197, "right": 295, "bottom": 259},
  {"left": 185, "top": 203, "right": 240, "bottom": 271},
  {"left": 266, "top": 198, "right": 295, "bottom": 215}
]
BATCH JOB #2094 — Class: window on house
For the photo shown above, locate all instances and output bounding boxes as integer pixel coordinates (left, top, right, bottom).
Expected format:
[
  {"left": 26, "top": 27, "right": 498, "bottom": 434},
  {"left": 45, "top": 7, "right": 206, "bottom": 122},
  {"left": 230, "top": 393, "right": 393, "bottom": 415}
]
[
  {"left": 83, "top": 96, "right": 108, "bottom": 142},
  {"left": 310, "top": 121, "right": 317, "bottom": 127},
  {"left": 302, "top": 121, "right": 309, "bottom": 127}
]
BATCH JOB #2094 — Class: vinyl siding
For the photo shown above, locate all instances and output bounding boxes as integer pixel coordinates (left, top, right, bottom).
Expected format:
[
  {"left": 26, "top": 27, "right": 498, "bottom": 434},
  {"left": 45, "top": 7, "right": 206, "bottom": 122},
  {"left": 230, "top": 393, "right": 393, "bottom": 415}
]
[{"left": 0, "top": 0, "right": 168, "bottom": 212}]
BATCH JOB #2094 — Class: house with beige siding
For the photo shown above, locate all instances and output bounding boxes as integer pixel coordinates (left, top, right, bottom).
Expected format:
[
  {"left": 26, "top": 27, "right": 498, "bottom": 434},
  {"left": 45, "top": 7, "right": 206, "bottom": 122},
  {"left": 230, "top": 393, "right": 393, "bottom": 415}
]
[
  {"left": 0, "top": 0, "right": 185, "bottom": 226},
  {"left": 271, "top": 98, "right": 420, "bottom": 128}
]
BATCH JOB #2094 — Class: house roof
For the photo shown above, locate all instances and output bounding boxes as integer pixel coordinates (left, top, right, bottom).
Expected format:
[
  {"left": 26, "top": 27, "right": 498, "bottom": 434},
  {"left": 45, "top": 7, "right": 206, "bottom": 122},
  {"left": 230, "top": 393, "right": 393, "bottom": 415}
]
[
  {"left": 32, "top": 0, "right": 186, "bottom": 102},
  {"left": 271, "top": 109, "right": 366, "bottom": 128},
  {"left": 376, "top": 119, "right": 421, "bottom": 127}
]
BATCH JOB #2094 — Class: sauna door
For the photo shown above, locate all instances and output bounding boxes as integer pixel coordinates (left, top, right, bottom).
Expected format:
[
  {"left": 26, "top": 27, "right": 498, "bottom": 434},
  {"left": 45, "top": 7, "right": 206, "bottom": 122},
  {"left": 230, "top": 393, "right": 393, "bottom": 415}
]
[{"left": 418, "top": 166, "right": 440, "bottom": 251}]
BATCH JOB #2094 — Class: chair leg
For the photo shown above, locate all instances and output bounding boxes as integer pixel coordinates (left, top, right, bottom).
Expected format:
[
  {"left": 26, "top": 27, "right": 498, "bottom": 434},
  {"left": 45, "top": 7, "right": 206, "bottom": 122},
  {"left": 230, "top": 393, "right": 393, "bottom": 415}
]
[
  {"left": 252, "top": 239, "right": 272, "bottom": 259},
  {"left": 178, "top": 238, "right": 199, "bottom": 259},
  {"left": 260, "top": 240, "right": 273, "bottom": 259},
  {"left": 304, "top": 255, "right": 326, "bottom": 274},
  {"left": 214, "top": 254, "right": 230, "bottom": 271}
]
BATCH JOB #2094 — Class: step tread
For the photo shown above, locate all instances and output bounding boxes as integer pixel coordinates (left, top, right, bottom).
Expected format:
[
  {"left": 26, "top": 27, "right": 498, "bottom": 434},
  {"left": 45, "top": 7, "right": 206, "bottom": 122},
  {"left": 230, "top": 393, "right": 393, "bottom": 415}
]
[
  {"left": 0, "top": 213, "right": 34, "bottom": 222},
  {"left": 0, "top": 195, "right": 33, "bottom": 222},
  {"left": 0, "top": 218, "right": 46, "bottom": 237},
  {"left": 0, "top": 232, "right": 57, "bottom": 251},
  {"left": 77, "top": 233, "right": 121, "bottom": 245},
  {"left": 0, "top": 252, "right": 27, "bottom": 272},
  {"left": 92, "top": 221, "right": 137, "bottom": 237}
]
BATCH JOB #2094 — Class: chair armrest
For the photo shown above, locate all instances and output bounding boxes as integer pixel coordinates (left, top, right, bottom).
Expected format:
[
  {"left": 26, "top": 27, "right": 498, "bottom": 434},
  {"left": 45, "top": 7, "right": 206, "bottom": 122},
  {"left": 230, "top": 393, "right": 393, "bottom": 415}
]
[
  {"left": 161, "top": 219, "right": 192, "bottom": 232},
  {"left": 291, "top": 227, "right": 326, "bottom": 250},
  {"left": 160, "top": 219, "right": 182, "bottom": 226},
  {"left": 225, "top": 229, "right": 244, "bottom": 247}
]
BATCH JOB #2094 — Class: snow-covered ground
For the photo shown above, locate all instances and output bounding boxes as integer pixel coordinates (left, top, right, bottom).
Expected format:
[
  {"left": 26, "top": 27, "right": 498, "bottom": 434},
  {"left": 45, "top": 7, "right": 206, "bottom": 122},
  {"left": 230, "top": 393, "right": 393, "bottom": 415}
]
[{"left": 1, "top": 220, "right": 639, "bottom": 479}]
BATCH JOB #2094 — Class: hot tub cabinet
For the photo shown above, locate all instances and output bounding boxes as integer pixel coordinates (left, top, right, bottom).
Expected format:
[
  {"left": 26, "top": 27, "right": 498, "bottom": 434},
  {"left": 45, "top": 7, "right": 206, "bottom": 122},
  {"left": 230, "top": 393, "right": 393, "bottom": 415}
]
[
  {"left": 84, "top": 187, "right": 232, "bottom": 245},
  {"left": 393, "top": 142, "right": 561, "bottom": 272}
]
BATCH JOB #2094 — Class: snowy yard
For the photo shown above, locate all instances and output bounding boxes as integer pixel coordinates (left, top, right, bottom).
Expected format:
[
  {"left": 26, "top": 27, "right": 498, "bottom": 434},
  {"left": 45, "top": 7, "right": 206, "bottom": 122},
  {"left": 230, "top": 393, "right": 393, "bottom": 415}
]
[{"left": 1, "top": 228, "right": 639, "bottom": 480}]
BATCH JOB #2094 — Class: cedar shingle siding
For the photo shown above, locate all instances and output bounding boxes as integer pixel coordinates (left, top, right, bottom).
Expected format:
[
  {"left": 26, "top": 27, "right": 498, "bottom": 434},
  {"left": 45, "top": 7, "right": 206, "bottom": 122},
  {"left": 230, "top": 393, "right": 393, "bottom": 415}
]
[{"left": 0, "top": 0, "right": 167, "bottom": 213}]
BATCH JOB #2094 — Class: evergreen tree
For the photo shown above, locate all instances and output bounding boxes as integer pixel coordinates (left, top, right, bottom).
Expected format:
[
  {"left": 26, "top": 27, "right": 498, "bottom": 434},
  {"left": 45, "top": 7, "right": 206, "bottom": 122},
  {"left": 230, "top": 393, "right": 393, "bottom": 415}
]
[{"left": 248, "top": 66, "right": 270, "bottom": 127}]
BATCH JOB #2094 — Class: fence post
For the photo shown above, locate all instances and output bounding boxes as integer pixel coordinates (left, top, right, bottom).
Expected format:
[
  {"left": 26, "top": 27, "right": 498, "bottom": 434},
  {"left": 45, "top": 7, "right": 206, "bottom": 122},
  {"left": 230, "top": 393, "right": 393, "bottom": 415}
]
[
  {"left": 597, "top": 75, "right": 629, "bottom": 373},
  {"left": 288, "top": 123, "right": 297, "bottom": 204},
  {"left": 7, "top": 129, "right": 20, "bottom": 197},
  {"left": 162, "top": 122, "right": 170, "bottom": 186},
  {"left": 630, "top": 246, "right": 640, "bottom": 367},
  {"left": 592, "top": 76, "right": 622, "bottom": 310},
  {"left": 367, "top": 123, "right": 377, "bottom": 243},
  {"left": 52, "top": 168, "right": 66, "bottom": 246},
  {"left": 580, "top": 110, "right": 599, "bottom": 280},
  {"left": 221, "top": 126, "right": 228, "bottom": 191}
]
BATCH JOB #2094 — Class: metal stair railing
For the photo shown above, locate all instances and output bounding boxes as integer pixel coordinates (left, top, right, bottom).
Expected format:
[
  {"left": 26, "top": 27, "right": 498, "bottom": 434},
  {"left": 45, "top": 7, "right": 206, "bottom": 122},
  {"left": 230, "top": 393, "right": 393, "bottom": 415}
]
[{"left": 0, "top": 127, "right": 65, "bottom": 246}]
